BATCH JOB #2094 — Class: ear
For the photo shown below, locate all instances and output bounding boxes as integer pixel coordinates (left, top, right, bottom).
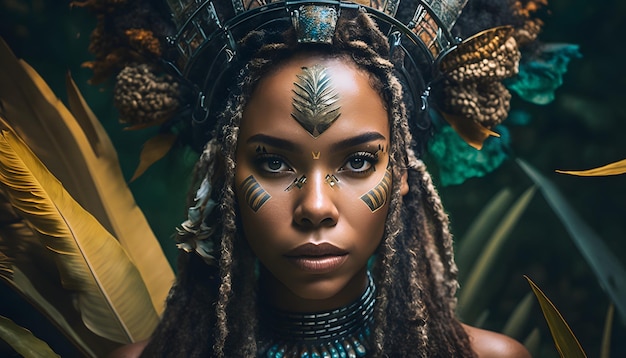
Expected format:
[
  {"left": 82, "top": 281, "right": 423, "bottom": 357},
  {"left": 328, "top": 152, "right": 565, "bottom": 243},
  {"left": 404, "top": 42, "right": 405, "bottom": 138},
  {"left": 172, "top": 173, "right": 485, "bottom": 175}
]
[{"left": 400, "top": 169, "right": 409, "bottom": 196}]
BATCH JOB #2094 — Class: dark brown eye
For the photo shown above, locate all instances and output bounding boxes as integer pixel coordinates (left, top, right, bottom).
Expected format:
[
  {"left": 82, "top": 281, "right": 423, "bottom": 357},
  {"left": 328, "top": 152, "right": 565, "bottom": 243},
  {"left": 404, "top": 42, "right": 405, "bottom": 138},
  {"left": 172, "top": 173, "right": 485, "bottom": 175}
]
[
  {"left": 256, "top": 154, "right": 293, "bottom": 174},
  {"left": 349, "top": 157, "right": 366, "bottom": 170},
  {"left": 339, "top": 151, "right": 378, "bottom": 174},
  {"left": 268, "top": 159, "right": 283, "bottom": 171}
]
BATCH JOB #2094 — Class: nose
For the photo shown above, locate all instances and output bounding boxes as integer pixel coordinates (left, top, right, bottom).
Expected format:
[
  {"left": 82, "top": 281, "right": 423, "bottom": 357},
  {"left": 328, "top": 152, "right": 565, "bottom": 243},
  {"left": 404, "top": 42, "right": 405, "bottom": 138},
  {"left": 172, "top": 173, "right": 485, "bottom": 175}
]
[{"left": 293, "top": 171, "right": 339, "bottom": 229}]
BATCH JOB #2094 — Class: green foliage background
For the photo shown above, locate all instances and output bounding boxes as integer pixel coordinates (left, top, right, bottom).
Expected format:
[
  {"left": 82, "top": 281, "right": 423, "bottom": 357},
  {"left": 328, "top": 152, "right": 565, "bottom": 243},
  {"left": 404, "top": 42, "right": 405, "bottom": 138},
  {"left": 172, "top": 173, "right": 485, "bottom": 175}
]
[{"left": 0, "top": 0, "right": 624, "bottom": 356}]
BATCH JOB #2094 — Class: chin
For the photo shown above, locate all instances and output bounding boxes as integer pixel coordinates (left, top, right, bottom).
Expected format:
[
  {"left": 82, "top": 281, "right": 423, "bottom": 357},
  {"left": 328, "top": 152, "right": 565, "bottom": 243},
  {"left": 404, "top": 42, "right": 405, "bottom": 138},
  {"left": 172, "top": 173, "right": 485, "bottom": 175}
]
[{"left": 288, "top": 279, "right": 345, "bottom": 301}]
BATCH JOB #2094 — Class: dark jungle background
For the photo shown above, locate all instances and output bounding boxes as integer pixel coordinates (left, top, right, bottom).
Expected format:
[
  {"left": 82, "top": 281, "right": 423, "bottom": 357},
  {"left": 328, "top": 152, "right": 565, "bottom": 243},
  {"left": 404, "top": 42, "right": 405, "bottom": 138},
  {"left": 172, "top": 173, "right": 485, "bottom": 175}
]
[{"left": 1, "top": 0, "right": 625, "bottom": 357}]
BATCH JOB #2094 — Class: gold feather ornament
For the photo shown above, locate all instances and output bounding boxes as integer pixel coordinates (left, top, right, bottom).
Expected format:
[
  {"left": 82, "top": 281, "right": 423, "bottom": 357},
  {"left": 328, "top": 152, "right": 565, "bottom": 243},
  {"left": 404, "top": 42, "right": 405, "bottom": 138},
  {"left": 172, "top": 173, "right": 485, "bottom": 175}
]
[{"left": 291, "top": 64, "right": 341, "bottom": 137}]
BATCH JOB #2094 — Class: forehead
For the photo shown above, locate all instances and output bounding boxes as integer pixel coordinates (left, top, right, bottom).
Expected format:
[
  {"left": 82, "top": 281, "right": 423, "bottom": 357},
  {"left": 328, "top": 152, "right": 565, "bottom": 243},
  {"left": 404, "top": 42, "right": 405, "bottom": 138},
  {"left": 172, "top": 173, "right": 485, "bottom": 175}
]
[{"left": 241, "top": 55, "right": 389, "bottom": 140}]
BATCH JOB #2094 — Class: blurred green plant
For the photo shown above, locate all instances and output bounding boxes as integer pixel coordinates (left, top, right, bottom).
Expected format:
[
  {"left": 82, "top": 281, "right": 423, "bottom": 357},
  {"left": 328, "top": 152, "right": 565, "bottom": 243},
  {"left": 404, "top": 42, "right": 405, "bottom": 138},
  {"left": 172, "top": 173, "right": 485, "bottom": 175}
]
[
  {"left": 0, "top": 315, "right": 59, "bottom": 357},
  {"left": 455, "top": 159, "right": 624, "bottom": 356},
  {"left": 525, "top": 276, "right": 587, "bottom": 358}
]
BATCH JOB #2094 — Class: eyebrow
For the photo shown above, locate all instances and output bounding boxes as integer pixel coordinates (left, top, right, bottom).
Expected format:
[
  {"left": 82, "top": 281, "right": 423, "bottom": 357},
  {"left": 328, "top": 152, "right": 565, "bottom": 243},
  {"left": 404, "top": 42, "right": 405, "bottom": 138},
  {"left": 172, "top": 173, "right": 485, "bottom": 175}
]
[
  {"left": 246, "top": 134, "right": 298, "bottom": 152},
  {"left": 245, "top": 131, "right": 386, "bottom": 152},
  {"left": 330, "top": 132, "right": 386, "bottom": 152}
]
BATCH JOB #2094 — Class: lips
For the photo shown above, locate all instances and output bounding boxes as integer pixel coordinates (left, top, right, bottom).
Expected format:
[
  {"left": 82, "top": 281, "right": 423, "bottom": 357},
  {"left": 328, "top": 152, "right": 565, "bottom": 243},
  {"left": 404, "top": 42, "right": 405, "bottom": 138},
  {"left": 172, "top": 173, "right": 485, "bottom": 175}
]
[{"left": 285, "top": 243, "right": 348, "bottom": 273}]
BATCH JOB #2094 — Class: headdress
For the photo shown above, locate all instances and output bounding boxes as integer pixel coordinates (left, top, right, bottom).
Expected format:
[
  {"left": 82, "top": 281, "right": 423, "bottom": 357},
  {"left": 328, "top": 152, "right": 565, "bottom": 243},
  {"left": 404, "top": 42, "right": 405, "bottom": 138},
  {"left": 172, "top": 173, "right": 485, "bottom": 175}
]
[
  {"left": 79, "top": 0, "right": 579, "bottom": 185},
  {"left": 162, "top": 0, "right": 515, "bottom": 149}
]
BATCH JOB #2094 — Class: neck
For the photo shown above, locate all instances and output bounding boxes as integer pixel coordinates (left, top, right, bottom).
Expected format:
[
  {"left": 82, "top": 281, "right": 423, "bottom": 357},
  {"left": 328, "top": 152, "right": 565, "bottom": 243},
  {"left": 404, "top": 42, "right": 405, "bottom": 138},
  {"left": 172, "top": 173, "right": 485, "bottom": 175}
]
[{"left": 258, "top": 272, "right": 376, "bottom": 358}]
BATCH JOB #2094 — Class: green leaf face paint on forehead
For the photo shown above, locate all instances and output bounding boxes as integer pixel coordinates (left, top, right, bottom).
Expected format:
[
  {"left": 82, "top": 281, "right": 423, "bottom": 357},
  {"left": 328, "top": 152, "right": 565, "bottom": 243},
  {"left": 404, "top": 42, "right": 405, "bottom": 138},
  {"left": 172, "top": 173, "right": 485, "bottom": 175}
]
[{"left": 291, "top": 64, "right": 341, "bottom": 137}]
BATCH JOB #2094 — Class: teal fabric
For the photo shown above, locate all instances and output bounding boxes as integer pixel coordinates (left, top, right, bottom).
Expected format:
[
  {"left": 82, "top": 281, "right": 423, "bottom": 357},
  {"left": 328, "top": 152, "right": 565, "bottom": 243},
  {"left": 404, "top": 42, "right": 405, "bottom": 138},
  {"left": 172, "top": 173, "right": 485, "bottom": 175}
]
[
  {"left": 507, "top": 44, "right": 582, "bottom": 105},
  {"left": 428, "top": 125, "right": 510, "bottom": 186},
  {"left": 428, "top": 43, "right": 580, "bottom": 186}
]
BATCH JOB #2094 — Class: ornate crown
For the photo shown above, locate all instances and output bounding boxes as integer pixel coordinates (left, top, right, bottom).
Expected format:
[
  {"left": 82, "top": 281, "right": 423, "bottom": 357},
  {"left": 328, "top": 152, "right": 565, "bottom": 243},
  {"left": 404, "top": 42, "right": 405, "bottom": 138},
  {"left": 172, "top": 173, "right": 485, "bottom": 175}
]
[
  {"left": 80, "top": 0, "right": 571, "bottom": 185},
  {"left": 161, "top": 0, "right": 520, "bottom": 150}
]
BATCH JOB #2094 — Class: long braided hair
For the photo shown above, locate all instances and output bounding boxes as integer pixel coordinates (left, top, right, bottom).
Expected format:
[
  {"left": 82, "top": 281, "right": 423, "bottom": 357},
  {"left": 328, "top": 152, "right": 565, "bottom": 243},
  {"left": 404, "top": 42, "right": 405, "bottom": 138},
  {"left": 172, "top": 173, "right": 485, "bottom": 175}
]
[{"left": 140, "top": 7, "right": 475, "bottom": 357}]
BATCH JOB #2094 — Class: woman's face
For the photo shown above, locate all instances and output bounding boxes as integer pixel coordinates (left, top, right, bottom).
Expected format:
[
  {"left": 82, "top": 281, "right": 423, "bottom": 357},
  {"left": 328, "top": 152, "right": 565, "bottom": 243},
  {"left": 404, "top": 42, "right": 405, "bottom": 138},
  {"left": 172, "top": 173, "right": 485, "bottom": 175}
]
[{"left": 235, "top": 54, "right": 404, "bottom": 311}]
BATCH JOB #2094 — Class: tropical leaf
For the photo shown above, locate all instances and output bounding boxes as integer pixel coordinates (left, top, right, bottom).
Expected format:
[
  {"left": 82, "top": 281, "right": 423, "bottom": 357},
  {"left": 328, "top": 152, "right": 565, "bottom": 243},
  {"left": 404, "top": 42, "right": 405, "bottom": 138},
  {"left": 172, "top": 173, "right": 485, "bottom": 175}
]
[
  {"left": 457, "top": 186, "right": 536, "bottom": 322},
  {"left": 525, "top": 276, "right": 587, "bottom": 358},
  {"left": 0, "top": 315, "right": 60, "bottom": 358},
  {"left": 502, "top": 291, "right": 535, "bottom": 339},
  {"left": 601, "top": 304, "right": 614, "bottom": 358},
  {"left": 517, "top": 159, "right": 626, "bottom": 322},
  {"left": 0, "top": 38, "right": 174, "bottom": 314},
  {"left": 0, "top": 130, "right": 159, "bottom": 343},
  {"left": 130, "top": 133, "right": 178, "bottom": 182},
  {"left": 1, "top": 193, "right": 119, "bottom": 357},
  {"left": 523, "top": 328, "right": 541, "bottom": 357},
  {"left": 439, "top": 112, "right": 499, "bottom": 150},
  {"left": 556, "top": 159, "right": 626, "bottom": 176},
  {"left": 456, "top": 187, "right": 515, "bottom": 282}
]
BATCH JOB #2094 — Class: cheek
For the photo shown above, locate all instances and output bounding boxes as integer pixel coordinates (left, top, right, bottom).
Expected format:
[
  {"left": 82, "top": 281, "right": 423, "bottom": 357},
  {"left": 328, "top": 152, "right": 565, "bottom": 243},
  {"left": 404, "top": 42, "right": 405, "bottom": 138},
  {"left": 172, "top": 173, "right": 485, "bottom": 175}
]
[
  {"left": 235, "top": 174, "right": 292, "bottom": 252},
  {"left": 358, "top": 169, "right": 391, "bottom": 213},
  {"left": 340, "top": 173, "right": 392, "bottom": 248}
]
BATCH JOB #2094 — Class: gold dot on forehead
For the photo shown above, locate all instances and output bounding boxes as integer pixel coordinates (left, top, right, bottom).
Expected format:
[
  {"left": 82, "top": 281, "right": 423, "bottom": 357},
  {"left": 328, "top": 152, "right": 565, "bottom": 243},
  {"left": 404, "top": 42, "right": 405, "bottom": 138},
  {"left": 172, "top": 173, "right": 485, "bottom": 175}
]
[
  {"left": 312, "top": 151, "right": 321, "bottom": 159},
  {"left": 325, "top": 174, "right": 339, "bottom": 188},
  {"left": 291, "top": 64, "right": 341, "bottom": 138},
  {"left": 285, "top": 175, "right": 307, "bottom": 191}
]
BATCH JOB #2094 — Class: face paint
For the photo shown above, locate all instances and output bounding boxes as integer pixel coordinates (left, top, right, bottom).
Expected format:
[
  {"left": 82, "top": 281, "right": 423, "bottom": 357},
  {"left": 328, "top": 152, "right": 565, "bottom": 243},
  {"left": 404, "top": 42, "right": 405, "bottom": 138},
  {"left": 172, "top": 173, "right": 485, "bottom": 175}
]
[
  {"left": 255, "top": 145, "right": 268, "bottom": 153},
  {"left": 325, "top": 174, "right": 340, "bottom": 188},
  {"left": 312, "top": 151, "right": 321, "bottom": 159},
  {"left": 285, "top": 175, "right": 307, "bottom": 191},
  {"left": 291, "top": 64, "right": 341, "bottom": 137},
  {"left": 360, "top": 168, "right": 391, "bottom": 212},
  {"left": 241, "top": 175, "right": 271, "bottom": 212}
]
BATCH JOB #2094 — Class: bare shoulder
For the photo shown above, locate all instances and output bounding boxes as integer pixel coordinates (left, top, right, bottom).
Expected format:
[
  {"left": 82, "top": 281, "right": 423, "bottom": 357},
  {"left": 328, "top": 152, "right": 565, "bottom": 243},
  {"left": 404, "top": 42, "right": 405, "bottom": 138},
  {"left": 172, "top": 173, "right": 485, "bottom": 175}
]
[
  {"left": 462, "top": 324, "right": 531, "bottom": 358},
  {"left": 107, "top": 340, "right": 149, "bottom": 358}
]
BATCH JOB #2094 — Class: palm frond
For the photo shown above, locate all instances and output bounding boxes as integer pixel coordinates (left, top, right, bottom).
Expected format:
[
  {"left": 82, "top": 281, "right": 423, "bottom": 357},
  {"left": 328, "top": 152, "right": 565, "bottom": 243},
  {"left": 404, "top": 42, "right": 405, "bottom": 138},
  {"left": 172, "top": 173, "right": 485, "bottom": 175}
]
[
  {"left": 0, "top": 130, "right": 159, "bottom": 344},
  {"left": 0, "top": 38, "right": 174, "bottom": 313}
]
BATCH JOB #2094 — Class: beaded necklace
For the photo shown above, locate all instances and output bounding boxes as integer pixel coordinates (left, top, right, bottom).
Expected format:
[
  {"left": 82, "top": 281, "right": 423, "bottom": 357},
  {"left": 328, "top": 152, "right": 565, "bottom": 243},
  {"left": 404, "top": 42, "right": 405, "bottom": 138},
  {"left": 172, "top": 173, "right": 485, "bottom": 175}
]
[{"left": 259, "top": 274, "right": 375, "bottom": 358}]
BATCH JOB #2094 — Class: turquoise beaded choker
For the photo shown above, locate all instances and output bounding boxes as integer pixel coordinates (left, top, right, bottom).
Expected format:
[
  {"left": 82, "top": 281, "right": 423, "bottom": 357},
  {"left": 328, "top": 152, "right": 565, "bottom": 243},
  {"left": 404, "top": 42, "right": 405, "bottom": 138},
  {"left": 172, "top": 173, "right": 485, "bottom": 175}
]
[{"left": 259, "top": 274, "right": 376, "bottom": 358}]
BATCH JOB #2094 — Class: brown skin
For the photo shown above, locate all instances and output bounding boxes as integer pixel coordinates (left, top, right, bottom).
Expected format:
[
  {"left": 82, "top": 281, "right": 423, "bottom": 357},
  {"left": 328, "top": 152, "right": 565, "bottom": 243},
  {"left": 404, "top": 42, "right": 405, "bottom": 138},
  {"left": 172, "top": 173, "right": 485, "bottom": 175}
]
[
  {"left": 108, "top": 55, "right": 531, "bottom": 358},
  {"left": 235, "top": 55, "right": 397, "bottom": 311},
  {"left": 109, "top": 326, "right": 531, "bottom": 358}
]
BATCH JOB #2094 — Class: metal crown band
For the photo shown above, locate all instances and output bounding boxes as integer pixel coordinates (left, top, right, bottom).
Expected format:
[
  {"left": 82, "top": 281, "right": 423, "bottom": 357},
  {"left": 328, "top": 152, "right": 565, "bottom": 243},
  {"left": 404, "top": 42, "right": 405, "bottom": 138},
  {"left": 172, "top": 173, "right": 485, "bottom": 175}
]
[{"left": 162, "top": 0, "right": 466, "bottom": 124}]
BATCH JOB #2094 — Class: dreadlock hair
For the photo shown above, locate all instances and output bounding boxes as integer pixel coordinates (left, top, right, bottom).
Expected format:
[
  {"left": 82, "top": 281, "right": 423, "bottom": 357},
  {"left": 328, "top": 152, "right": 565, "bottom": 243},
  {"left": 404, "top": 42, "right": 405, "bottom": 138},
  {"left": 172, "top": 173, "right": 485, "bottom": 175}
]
[{"left": 142, "top": 7, "right": 476, "bottom": 358}]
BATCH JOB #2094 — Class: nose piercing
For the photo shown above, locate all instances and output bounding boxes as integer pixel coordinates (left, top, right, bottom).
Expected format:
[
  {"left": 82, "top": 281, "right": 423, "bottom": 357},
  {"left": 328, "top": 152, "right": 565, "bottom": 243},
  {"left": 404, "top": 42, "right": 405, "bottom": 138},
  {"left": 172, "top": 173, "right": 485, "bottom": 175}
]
[
  {"left": 285, "top": 175, "right": 307, "bottom": 191},
  {"left": 325, "top": 174, "right": 339, "bottom": 188}
]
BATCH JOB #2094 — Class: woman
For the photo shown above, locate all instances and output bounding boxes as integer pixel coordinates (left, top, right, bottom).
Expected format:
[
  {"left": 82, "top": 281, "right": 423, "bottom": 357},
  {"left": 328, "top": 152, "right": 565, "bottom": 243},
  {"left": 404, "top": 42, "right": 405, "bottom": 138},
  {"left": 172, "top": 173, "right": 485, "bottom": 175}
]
[{"left": 97, "top": 0, "right": 536, "bottom": 355}]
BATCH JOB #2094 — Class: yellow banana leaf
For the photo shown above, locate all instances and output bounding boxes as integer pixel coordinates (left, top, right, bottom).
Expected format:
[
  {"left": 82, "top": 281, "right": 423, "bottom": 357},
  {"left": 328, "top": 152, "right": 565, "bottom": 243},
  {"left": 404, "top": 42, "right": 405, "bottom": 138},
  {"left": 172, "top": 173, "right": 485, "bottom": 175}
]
[
  {"left": 130, "top": 133, "right": 178, "bottom": 182},
  {"left": 525, "top": 276, "right": 587, "bottom": 358},
  {"left": 601, "top": 304, "right": 614, "bottom": 358},
  {"left": 0, "top": 315, "right": 60, "bottom": 358},
  {"left": 0, "top": 130, "right": 159, "bottom": 344},
  {"left": 440, "top": 112, "right": 500, "bottom": 150},
  {"left": 1, "top": 194, "right": 119, "bottom": 357},
  {"left": 0, "top": 37, "right": 174, "bottom": 314},
  {"left": 556, "top": 159, "right": 626, "bottom": 176}
]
